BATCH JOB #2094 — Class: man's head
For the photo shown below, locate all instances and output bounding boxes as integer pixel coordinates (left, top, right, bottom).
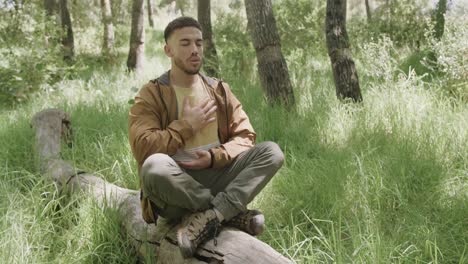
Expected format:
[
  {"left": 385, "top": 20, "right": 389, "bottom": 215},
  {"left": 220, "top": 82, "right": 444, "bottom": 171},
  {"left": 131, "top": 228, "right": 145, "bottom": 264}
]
[{"left": 164, "top": 17, "right": 204, "bottom": 75}]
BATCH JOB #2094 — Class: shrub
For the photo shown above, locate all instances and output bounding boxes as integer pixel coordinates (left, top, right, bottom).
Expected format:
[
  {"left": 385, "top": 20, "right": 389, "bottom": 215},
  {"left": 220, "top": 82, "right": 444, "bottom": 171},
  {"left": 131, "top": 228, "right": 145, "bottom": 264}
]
[
  {"left": 0, "top": 4, "right": 76, "bottom": 104},
  {"left": 213, "top": 10, "right": 256, "bottom": 80}
]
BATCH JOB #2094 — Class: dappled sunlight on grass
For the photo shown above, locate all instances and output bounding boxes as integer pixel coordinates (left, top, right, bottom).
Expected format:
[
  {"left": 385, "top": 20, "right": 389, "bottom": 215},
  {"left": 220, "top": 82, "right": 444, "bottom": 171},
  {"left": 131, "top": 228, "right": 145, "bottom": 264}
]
[{"left": 0, "top": 7, "right": 467, "bottom": 264}]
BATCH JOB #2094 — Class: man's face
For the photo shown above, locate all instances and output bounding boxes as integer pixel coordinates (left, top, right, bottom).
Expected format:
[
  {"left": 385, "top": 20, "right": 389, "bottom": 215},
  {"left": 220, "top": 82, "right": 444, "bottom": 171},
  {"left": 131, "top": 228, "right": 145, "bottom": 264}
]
[{"left": 164, "top": 27, "right": 203, "bottom": 75}]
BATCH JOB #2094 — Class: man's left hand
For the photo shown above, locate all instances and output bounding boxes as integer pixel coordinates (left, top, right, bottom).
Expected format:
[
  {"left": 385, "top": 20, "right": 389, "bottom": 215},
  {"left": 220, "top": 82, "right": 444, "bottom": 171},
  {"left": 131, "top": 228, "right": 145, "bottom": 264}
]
[{"left": 177, "top": 150, "right": 211, "bottom": 170}]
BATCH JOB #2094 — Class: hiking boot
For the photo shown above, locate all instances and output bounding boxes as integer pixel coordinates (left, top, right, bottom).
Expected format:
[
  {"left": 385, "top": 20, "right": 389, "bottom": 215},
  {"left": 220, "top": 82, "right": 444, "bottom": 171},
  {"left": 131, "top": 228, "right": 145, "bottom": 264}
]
[
  {"left": 176, "top": 209, "right": 221, "bottom": 258},
  {"left": 225, "top": 209, "right": 265, "bottom": 236}
]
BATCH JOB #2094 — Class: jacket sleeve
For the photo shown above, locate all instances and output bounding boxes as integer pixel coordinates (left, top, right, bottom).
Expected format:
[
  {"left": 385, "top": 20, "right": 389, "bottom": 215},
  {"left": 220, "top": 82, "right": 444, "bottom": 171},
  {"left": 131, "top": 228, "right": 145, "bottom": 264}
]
[
  {"left": 128, "top": 83, "right": 194, "bottom": 167},
  {"left": 210, "top": 82, "right": 256, "bottom": 168}
]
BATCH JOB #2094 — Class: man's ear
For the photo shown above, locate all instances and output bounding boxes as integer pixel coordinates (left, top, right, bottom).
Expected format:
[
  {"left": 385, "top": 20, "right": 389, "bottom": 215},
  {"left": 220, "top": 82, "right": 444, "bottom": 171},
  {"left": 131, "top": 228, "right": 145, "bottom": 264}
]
[{"left": 164, "top": 44, "right": 173, "bottom": 57}]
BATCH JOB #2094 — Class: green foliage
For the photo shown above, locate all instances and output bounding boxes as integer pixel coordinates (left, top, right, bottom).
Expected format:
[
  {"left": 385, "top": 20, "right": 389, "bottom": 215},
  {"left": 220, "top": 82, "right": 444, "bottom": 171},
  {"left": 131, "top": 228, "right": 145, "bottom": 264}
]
[
  {"left": 0, "top": 2, "right": 467, "bottom": 263},
  {"left": 429, "top": 17, "right": 468, "bottom": 100},
  {"left": 399, "top": 49, "right": 439, "bottom": 80},
  {"left": 213, "top": 11, "right": 256, "bottom": 80},
  {"left": 0, "top": 3, "right": 76, "bottom": 105},
  {"left": 274, "top": 0, "right": 327, "bottom": 56},
  {"left": 350, "top": 0, "right": 431, "bottom": 48}
]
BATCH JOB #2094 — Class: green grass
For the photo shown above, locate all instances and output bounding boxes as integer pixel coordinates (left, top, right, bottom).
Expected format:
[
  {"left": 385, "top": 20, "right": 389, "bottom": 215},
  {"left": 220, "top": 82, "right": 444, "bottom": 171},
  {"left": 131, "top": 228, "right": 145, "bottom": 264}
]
[{"left": 1, "top": 20, "right": 467, "bottom": 264}]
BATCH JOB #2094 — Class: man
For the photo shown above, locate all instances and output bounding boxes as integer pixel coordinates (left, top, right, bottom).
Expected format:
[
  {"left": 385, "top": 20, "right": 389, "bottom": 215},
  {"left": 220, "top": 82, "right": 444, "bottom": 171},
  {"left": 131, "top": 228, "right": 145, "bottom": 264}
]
[{"left": 128, "top": 16, "right": 284, "bottom": 258}]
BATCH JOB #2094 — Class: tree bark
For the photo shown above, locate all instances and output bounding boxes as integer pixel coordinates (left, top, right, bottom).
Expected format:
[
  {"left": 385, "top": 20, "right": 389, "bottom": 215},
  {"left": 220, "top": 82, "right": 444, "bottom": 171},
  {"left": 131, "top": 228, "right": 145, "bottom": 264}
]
[
  {"left": 198, "top": 0, "right": 219, "bottom": 77},
  {"left": 325, "top": 0, "right": 363, "bottom": 102},
  {"left": 147, "top": 0, "right": 155, "bottom": 28},
  {"left": 127, "top": 0, "right": 145, "bottom": 72},
  {"left": 365, "top": 0, "right": 372, "bottom": 23},
  {"left": 31, "top": 109, "right": 294, "bottom": 264},
  {"left": 433, "top": 0, "right": 447, "bottom": 40},
  {"left": 244, "top": 0, "right": 295, "bottom": 107},
  {"left": 59, "top": 0, "right": 74, "bottom": 60},
  {"left": 101, "top": 0, "right": 115, "bottom": 54}
]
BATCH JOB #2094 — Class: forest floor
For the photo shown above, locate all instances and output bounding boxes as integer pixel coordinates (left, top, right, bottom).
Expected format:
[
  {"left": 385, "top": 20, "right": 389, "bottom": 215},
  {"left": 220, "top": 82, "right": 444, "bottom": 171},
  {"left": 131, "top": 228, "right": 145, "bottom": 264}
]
[{"left": 1, "top": 20, "right": 467, "bottom": 263}]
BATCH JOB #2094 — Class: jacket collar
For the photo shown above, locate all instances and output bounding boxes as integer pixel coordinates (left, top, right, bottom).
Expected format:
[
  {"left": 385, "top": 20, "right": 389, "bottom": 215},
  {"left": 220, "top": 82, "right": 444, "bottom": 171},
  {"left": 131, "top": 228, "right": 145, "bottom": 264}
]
[{"left": 157, "top": 70, "right": 217, "bottom": 89}]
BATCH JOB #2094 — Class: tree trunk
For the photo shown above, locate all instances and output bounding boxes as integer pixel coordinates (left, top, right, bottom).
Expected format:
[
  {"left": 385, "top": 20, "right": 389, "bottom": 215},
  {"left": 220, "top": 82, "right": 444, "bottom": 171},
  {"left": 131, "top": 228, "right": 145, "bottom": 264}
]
[
  {"left": 127, "top": 0, "right": 145, "bottom": 72},
  {"left": 365, "top": 0, "right": 372, "bottom": 23},
  {"left": 325, "top": 0, "right": 363, "bottom": 102},
  {"left": 59, "top": 0, "right": 75, "bottom": 60},
  {"left": 31, "top": 109, "right": 294, "bottom": 264},
  {"left": 433, "top": 0, "right": 447, "bottom": 40},
  {"left": 101, "top": 0, "right": 115, "bottom": 54},
  {"left": 147, "top": 0, "right": 155, "bottom": 28},
  {"left": 244, "top": 0, "right": 295, "bottom": 107},
  {"left": 198, "top": 0, "right": 219, "bottom": 77}
]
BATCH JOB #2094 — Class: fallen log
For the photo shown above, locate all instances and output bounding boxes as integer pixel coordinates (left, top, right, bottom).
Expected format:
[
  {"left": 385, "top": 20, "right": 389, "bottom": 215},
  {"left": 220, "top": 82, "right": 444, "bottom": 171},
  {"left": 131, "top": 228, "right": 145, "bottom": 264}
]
[{"left": 31, "top": 108, "right": 293, "bottom": 264}]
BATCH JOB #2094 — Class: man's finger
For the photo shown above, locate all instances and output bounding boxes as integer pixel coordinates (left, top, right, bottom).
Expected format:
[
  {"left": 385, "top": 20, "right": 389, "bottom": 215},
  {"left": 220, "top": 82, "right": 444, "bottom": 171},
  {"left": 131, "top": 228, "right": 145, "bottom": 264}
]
[
  {"left": 202, "top": 100, "right": 215, "bottom": 112},
  {"left": 177, "top": 161, "right": 193, "bottom": 168},
  {"left": 205, "top": 105, "right": 217, "bottom": 116},
  {"left": 198, "top": 98, "right": 211, "bottom": 109},
  {"left": 194, "top": 150, "right": 208, "bottom": 158}
]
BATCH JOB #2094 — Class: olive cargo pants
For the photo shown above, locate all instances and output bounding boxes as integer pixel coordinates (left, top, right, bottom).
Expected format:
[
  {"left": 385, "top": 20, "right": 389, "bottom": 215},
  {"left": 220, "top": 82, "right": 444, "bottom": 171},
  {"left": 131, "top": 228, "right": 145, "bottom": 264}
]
[{"left": 140, "top": 141, "right": 284, "bottom": 221}]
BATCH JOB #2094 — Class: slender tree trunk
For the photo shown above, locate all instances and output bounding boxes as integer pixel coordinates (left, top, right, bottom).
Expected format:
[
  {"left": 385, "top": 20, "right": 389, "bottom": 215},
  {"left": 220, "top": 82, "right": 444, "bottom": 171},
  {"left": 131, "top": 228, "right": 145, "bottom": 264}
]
[
  {"left": 101, "top": 0, "right": 115, "bottom": 53},
  {"left": 244, "top": 0, "right": 295, "bottom": 107},
  {"left": 198, "top": 0, "right": 219, "bottom": 77},
  {"left": 433, "top": 0, "right": 447, "bottom": 40},
  {"left": 59, "top": 0, "right": 74, "bottom": 59},
  {"left": 365, "top": 0, "right": 372, "bottom": 22},
  {"left": 127, "top": 0, "right": 145, "bottom": 72},
  {"left": 147, "top": 0, "right": 155, "bottom": 28},
  {"left": 325, "top": 0, "right": 362, "bottom": 102}
]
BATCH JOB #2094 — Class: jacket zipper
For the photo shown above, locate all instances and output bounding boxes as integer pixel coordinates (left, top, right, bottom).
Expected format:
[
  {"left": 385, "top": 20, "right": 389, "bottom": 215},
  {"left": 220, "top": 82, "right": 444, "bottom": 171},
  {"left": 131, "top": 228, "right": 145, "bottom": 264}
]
[
  {"left": 156, "top": 81, "right": 169, "bottom": 127},
  {"left": 220, "top": 81, "right": 229, "bottom": 140}
]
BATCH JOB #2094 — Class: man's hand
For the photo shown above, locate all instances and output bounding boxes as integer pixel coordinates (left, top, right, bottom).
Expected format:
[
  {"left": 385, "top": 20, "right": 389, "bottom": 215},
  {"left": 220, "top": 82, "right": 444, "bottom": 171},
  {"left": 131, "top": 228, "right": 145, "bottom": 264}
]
[
  {"left": 177, "top": 150, "right": 211, "bottom": 170},
  {"left": 182, "top": 97, "right": 217, "bottom": 133}
]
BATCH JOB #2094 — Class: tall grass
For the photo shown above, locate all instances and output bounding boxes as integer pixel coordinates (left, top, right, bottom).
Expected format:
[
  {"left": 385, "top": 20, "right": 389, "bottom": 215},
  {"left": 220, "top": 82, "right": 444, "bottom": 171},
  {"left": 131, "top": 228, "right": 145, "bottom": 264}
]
[{"left": 1, "top": 17, "right": 467, "bottom": 264}]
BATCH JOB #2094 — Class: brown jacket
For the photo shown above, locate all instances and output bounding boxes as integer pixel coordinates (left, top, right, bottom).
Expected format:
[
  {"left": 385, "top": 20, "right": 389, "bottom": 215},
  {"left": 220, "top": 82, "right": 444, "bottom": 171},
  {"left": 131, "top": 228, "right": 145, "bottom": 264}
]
[{"left": 128, "top": 71, "right": 256, "bottom": 223}]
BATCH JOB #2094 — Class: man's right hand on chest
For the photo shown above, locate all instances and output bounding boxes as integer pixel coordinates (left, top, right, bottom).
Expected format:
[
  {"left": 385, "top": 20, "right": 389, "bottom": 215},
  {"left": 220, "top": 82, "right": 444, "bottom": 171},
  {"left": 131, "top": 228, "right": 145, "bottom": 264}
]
[{"left": 181, "top": 97, "right": 217, "bottom": 133}]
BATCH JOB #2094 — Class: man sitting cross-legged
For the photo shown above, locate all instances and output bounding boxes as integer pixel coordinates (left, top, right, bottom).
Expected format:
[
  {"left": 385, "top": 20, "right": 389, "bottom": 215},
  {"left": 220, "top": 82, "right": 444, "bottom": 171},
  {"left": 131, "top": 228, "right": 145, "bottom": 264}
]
[{"left": 128, "top": 16, "right": 284, "bottom": 258}]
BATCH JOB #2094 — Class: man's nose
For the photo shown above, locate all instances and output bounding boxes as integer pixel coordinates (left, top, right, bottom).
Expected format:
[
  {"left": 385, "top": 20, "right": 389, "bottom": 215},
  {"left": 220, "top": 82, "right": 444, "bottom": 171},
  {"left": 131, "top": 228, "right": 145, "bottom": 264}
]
[{"left": 190, "top": 43, "right": 199, "bottom": 55}]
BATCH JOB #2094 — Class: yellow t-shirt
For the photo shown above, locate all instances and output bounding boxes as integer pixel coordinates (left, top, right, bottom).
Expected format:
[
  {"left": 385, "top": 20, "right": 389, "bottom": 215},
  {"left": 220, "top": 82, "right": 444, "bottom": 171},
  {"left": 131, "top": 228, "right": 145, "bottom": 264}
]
[{"left": 171, "top": 77, "right": 220, "bottom": 162}]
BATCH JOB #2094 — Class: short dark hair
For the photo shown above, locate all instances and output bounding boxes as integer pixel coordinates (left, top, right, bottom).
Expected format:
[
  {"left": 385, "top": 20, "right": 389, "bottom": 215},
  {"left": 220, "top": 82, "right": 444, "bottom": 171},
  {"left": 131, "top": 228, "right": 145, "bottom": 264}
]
[{"left": 164, "top": 16, "right": 202, "bottom": 43}]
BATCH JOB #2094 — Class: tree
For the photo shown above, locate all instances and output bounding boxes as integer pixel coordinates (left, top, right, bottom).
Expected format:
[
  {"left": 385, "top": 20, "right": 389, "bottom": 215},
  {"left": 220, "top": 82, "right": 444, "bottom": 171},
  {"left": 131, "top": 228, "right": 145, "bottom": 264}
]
[
  {"left": 101, "top": 0, "right": 115, "bottom": 54},
  {"left": 244, "top": 0, "right": 295, "bottom": 107},
  {"left": 197, "top": 0, "right": 219, "bottom": 77},
  {"left": 127, "top": 0, "right": 145, "bottom": 72},
  {"left": 365, "top": 0, "right": 372, "bottom": 23},
  {"left": 433, "top": 0, "right": 447, "bottom": 40},
  {"left": 325, "top": 0, "right": 362, "bottom": 102},
  {"left": 147, "top": 0, "right": 155, "bottom": 28},
  {"left": 59, "top": 0, "right": 74, "bottom": 59}
]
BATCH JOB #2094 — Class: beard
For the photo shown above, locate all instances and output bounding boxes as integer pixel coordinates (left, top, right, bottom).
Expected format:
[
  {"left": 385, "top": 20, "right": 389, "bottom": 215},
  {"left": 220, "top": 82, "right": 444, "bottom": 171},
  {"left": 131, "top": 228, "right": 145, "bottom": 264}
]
[{"left": 174, "top": 56, "right": 202, "bottom": 75}]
